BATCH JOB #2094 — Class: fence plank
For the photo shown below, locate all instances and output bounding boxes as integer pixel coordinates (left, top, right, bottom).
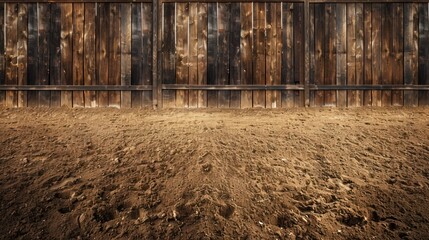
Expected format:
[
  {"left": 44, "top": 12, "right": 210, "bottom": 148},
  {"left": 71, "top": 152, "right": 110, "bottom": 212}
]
[
  {"left": 61, "top": 3, "right": 73, "bottom": 107},
  {"left": 49, "top": 4, "right": 61, "bottom": 107},
  {"left": 5, "top": 3, "right": 18, "bottom": 107},
  {"left": 404, "top": 3, "right": 418, "bottom": 106},
  {"left": 176, "top": 3, "right": 189, "bottom": 108},
  {"left": 0, "top": 3, "right": 4, "bottom": 106},
  {"left": 142, "top": 3, "right": 153, "bottom": 107},
  {"left": 363, "top": 3, "right": 372, "bottom": 106},
  {"left": 355, "top": 3, "right": 364, "bottom": 106},
  {"left": 240, "top": 2, "right": 252, "bottom": 108},
  {"left": 121, "top": 3, "right": 131, "bottom": 108},
  {"left": 253, "top": 2, "right": 266, "bottom": 108},
  {"left": 372, "top": 3, "right": 382, "bottom": 106},
  {"left": 27, "top": 3, "right": 37, "bottom": 107},
  {"left": 131, "top": 4, "right": 142, "bottom": 107},
  {"left": 294, "top": 3, "right": 304, "bottom": 107},
  {"left": 189, "top": 3, "right": 198, "bottom": 108},
  {"left": 84, "top": 3, "right": 96, "bottom": 107},
  {"left": 39, "top": 4, "right": 51, "bottom": 107},
  {"left": 282, "top": 3, "right": 293, "bottom": 107},
  {"left": 266, "top": 3, "right": 278, "bottom": 108},
  {"left": 336, "top": 3, "right": 346, "bottom": 108},
  {"left": 108, "top": 3, "right": 121, "bottom": 108},
  {"left": 162, "top": 3, "right": 176, "bottom": 108},
  {"left": 73, "top": 3, "right": 85, "bottom": 107},
  {"left": 392, "top": 3, "right": 404, "bottom": 106},
  {"left": 197, "top": 3, "right": 207, "bottom": 108},
  {"left": 345, "top": 3, "right": 355, "bottom": 107},
  {"left": 309, "top": 4, "right": 315, "bottom": 106},
  {"left": 381, "top": 4, "right": 393, "bottom": 106},
  {"left": 217, "top": 3, "right": 230, "bottom": 108},
  {"left": 207, "top": 2, "right": 217, "bottom": 108},
  {"left": 313, "top": 3, "right": 324, "bottom": 106},
  {"left": 229, "top": 2, "right": 240, "bottom": 108},
  {"left": 325, "top": 3, "right": 336, "bottom": 106},
  {"left": 418, "top": 3, "right": 429, "bottom": 105},
  {"left": 98, "top": 3, "right": 109, "bottom": 107},
  {"left": 17, "top": 3, "right": 27, "bottom": 107}
]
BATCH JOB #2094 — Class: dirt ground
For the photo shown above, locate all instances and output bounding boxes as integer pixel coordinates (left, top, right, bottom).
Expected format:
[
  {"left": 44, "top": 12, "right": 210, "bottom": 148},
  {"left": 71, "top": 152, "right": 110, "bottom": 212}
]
[{"left": 0, "top": 107, "right": 428, "bottom": 240}]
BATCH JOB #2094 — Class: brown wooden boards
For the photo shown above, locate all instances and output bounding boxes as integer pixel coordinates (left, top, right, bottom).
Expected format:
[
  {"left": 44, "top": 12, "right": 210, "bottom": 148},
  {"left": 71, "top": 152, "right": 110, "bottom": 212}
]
[
  {"left": 381, "top": 4, "right": 393, "bottom": 106},
  {"left": 229, "top": 3, "right": 240, "bottom": 108},
  {"left": 98, "top": 3, "right": 109, "bottom": 107},
  {"left": 189, "top": 3, "right": 198, "bottom": 108},
  {"left": 131, "top": 3, "right": 142, "bottom": 108},
  {"left": 73, "top": 3, "right": 85, "bottom": 107},
  {"left": 253, "top": 2, "right": 266, "bottom": 108},
  {"left": 207, "top": 2, "right": 217, "bottom": 108},
  {"left": 176, "top": 3, "right": 189, "bottom": 108},
  {"left": 39, "top": 4, "right": 51, "bottom": 107},
  {"left": 108, "top": 3, "right": 121, "bottom": 108},
  {"left": 313, "top": 3, "right": 324, "bottom": 107},
  {"left": 61, "top": 3, "right": 73, "bottom": 107},
  {"left": 240, "top": 2, "right": 252, "bottom": 108},
  {"left": 418, "top": 3, "right": 429, "bottom": 105},
  {"left": 293, "top": 3, "right": 304, "bottom": 107},
  {"left": 392, "top": 3, "right": 404, "bottom": 106},
  {"left": 197, "top": 3, "right": 207, "bottom": 108},
  {"left": 266, "top": 3, "right": 281, "bottom": 108},
  {"left": 309, "top": 4, "right": 315, "bottom": 106},
  {"left": 142, "top": 3, "right": 153, "bottom": 107},
  {"left": 282, "top": 3, "right": 293, "bottom": 108},
  {"left": 336, "top": 3, "right": 346, "bottom": 108},
  {"left": 372, "top": 4, "right": 382, "bottom": 106},
  {"left": 84, "top": 3, "right": 96, "bottom": 107},
  {"left": 325, "top": 3, "right": 336, "bottom": 106},
  {"left": 5, "top": 3, "right": 18, "bottom": 107},
  {"left": 217, "top": 3, "right": 230, "bottom": 108},
  {"left": 346, "top": 3, "right": 355, "bottom": 107},
  {"left": 17, "top": 3, "right": 27, "bottom": 107},
  {"left": 0, "top": 3, "right": 4, "bottom": 106},
  {"left": 162, "top": 3, "right": 175, "bottom": 108},
  {"left": 363, "top": 3, "right": 372, "bottom": 106},
  {"left": 121, "top": 3, "right": 132, "bottom": 108},
  {"left": 404, "top": 3, "right": 418, "bottom": 106},
  {"left": 355, "top": 3, "right": 364, "bottom": 107},
  {"left": 50, "top": 3, "right": 61, "bottom": 107},
  {"left": 27, "top": 3, "right": 38, "bottom": 107}
]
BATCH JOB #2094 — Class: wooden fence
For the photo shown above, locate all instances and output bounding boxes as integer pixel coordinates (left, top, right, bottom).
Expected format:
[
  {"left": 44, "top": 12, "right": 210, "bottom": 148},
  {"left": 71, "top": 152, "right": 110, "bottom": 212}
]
[{"left": 0, "top": 1, "right": 428, "bottom": 108}]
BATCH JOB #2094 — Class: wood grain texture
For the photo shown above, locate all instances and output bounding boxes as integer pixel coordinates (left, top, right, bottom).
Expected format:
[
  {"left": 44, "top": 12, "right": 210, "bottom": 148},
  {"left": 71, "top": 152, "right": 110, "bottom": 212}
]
[
  {"left": 5, "top": 3, "right": 18, "bottom": 107},
  {"left": 392, "top": 3, "right": 404, "bottom": 106},
  {"left": 142, "top": 3, "right": 153, "bottom": 107},
  {"left": 324, "top": 3, "right": 336, "bottom": 106},
  {"left": 229, "top": 2, "right": 240, "bottom": 108},
  {"left": 49, "top": 3, "right": 61, "bottom": 107},
  {"left": 282, "top": 3, "right": 294, "bottom": 108},
  {"left": 363, "top": 3, "right": 372, "bottom": 106},
  {"left": 253, "top": 2, "right": 266, "bottom": 108},
  {"left": 108, "top": 3, "right": 121, "bottom": 108},
  {"left": 84, "top": 3, "right": 97, "bottom": 107},
  {"left": 336, "top": 3, "right": 346, "bottom": 108},
  {"left": 175, "top": 3, "right": 189, "bottom": 108},
  {"left": 355, "top": 3, "right": 364, "bottom": 106},
  {"left": 39, "top": 4, "right": 51, "bottom": 107},
  {"left": 26, "top": 3, "right": 38, "bottom": 107},
  {"left": 266, "top": 3, "right": 281, "bottom": 108},
  {"left": 197, "top": 3, "right": 207, "bottom": 108},
  {"left": 372, "top": 4, "right": 382, "bottom": 106},
  {"left": 189, "top": 3, "right": 198, "bottom": 108},
  {"left": 121, "top": 3, "right": 132, "bottom": 108},
  {"left": 381, "top": 4, "right": 393, "bottom": 106},
  {"left": 17, "top": 3, "right": 27, "bottom": 107},
  {"left": 207, "top": 3, "right": 217, "bottom": 108},
  {"left": 309, "top": 4, "right": 315, "bottom": 106},
  {"left": 131, "top": 3, "right": 142, "bottom": 107},
  {"left": 61, "top": 3, "right": 73, "bottom": 107},
  {"left": 217, "top": 3, "right": 230, "bottom": 108},
  {"left": 313, "top": 3, "right": 324, "bottom": 106},
  {"left": 0, "top": 3, "right": 4, "bottom": 106},
  {"left": 293, "top": 3, "right": 304, "bottom": 107},
  {"left": 418, "top": 3, "right": 429, "bottom": 105},
  {"left": 404, "top": 3, "right": 418, "bottom": 106},
  {"left": 345, "top": 3, "right": 354, "bottom": 107},
  {"left": 73, "top": 3, "right": 85, "bottom": 107},
  {"left": 98, "top": 3, "right": 109, "bottom": 107},
  {"left": 162, "top": 3, "right": 176, "bottom": 108},
  {"left": 240, "top": 2, "right": 252, "bottom": 108}
]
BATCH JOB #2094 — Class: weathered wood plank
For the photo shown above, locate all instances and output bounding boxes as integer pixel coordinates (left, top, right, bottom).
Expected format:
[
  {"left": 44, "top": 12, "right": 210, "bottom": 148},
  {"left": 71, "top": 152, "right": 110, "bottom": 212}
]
[
  {"left": 229, "top": 2, "right": 240, "bottom": 108},
  {"left": 404, "top": 3, "right": 418, "bottom": 106},
  {"left": 84, "top": 3, "right": 96, "bottom": 107},
  {"left": 309, "top": 4, "right": 315, "bottom": 106},
  {"left": 293, "top": 3, "right": 304, "bottom": 107},
  {"left": 49, "top": 3, "right": 61, "bottom": 107},
  {"left": 162, "top": 3, "right": 176, "bottom": 108},
  {"left": 26, "top": 3, "right": 38, "bottom": 107},
  {"left": 73, "top": 3, "right": 85, "bottom": 107},
  {"left": 175, "top": 3, "right": 189, "bottom": 108},
  {"left": 346, "top": 3, "right": 355, "bottom": 107},
  {"left": 313, "top": 3, "right": 324, "bottom": 106},
  {"left": 217, "top": 3, "right": 230, "bottom": 108},
  {"left": 324, "top": 3, "right": 336, "bottom": 106},
  {"left": 120, "top": 3, "right": 131, "bottom": 108},
  {"left": 0, "top": 3, "right": 4, "bottom": 106},
  {"left": 240, "top": 2, "right": 252, "bottom": 108},
  {"left": 381, "top": 4, "right": 393, "bottom": 106},
  {"left": 197, "top": 3, "right": 207, "bottom": 108},
  {"left": 282, "top": 3, "right": 294, "bottom": 108},
  {"left": 188, "top": 3, "right": 198, "bottom": 108},
  {"left": 363, "top": 3, "right": 372, "bottom": 106},
  {"left": 418, "top": 3, "right": 429, "bottom": 105},
  {"left": 38, "top": 4, "right": 51, "bottom": 107},
  {"left": 108, "top": 3, "right": 121, "bottom": 108},
  {"left": 266, "top": 3, "right": 281, "bottom": 108},
  {"left": 17, "top": 3, "right": 27, "bottom": 107},
  {"left": 131, "top": 3, "right": 142, "bottom": 108},
  {"left": 253, "top": 2, "right": 266, "bottom": 108},
  {"left": 372, "top": 4, "right": 382, "bottom": 106},
  {"left": 207, "top": 2, "right": 217, "bottom": 108},
  {"left": 336, "top": 3, "right": 346, "bottom": 108},
  {"left": 142, "top": 3, "right": 153, "bottom": 108},
  {"left": 5, "top": 3, "right": 18, "bottom": 107},
  {"left": 61, "top": 3, "right": 73, "bottom": 107},
  {"left": 355, "top": 3, "right": 364, "bottom": 106},
  {"left": 392, "top": 3, "right": 404, "bottom": 106},
  {"left": 98, "top": 3, "right": 109, "bottom": 107}
]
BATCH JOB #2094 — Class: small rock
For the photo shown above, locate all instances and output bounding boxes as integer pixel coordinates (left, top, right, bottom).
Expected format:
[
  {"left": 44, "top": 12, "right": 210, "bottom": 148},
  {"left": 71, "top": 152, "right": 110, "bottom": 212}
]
[
  {"left": 21, "top": 158, "right": 28, "bottom": 164},
  {"left": 113, "top": 158, "right": 120, "bottom": 164}
]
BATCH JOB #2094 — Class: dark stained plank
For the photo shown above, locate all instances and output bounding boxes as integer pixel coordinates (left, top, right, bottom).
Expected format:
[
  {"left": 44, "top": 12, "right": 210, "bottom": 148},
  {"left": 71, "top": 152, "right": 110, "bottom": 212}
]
[
  {"left": 293, "top": 3, "right": 304, "bottom": 107},
  {"left": 229, "top": 2, "right": 240, "bottom": 108},
  {"left": 108, "top": 3, "right": 121, "bottom": 108},
  {"left": 324, "top": 3, "right": 336, "bottom": 106},
  {"left": 73, "top": 3, "right": 85, "bottom": 107},
  {"left": 26, "top": 3, "right": 38, "bottom": 107},
  {"left": 38, "top": 4, "right": 51, "bottom": 107},
  {"left": 418, "top": 3, "right": 429, "bottom": 105},
  {"left": 131, "top": 3, "right": 142, "bottom": 108},
  {"left": 176, "top": 3, "right": 189, "bottom": 108},
  {"left": 61, "top": 3, "right": 73, "bottom": 107},
  {"left": 372, "top": 4, "right": 382, "bottom": 106},
  {"left": 336, "top": 3, "right": 346, "bottom": 108},
  {"left": 404, "top": 3, "right": 418, "bottom": 106},
  {"left": 84, "top": 3, "right": 97, "bottom": 107},
  {"left": 265, "top": 3, "right": 279, "bottom": 108},
  {"left": 0, "top": 3, "right": 4, "bottom": 106},
  {"left": 197, "top": 3, "right": 207, "bottom": 108},
  {"left": 282, "top": 3, "right": 294, "bottom": 108},
  {"left": 392, "top": 3, "right": 404, "bottom": 106},
  {"left": 217, "top": 3, "right": 230, "bottom": 108},
  {"left": 309, "top": 4, "right": 315, "bottom": 106},
  {"left": 253, "top": 2, "right": 266, "bottom": 108},
  {"left": 97, "top": 3, "right": 109, "bottom": 107},
  {"left": 188, "top": 3, "right": 198, "bottom": 108},
  {"left": 162, "top": 3, "right": 176, "bottom": 108},
  {"left": 207, "top": 2, "right": 217, "bottom": 108},
  {"left": 142, "top": 3, "right": 153, "bottom": 108},
  {"left": 5, "top": 3, "right": 18, "bottom": 107},
  {"left": 274, "top": 2, "right": 282, "bottom": 108},
  {"left": 49, "top": 3, "right": 61, "bottom": 107},
  {"left": 240, "top": 2, "right": 252, "bottom": 108},
  {"left": 121, "top": 3, "right": 132, "bottom": 108},
  {"left": 363, "top": 3, "right": 372, "bottom": 106},
  {"left": 17, "top": 3, "right": 27, "bottom": 107},
  {"left": 313, "top": 3, "right": 324, "bottom": 107},
  {"left": 381, "top": 3, "right": 393, "bottom": 106},
  {"left": 346, "top": 3, "right": 355, "bottom": 107},
  {"left": 355, "top": 3, "right": 364, "bottom": 106}
]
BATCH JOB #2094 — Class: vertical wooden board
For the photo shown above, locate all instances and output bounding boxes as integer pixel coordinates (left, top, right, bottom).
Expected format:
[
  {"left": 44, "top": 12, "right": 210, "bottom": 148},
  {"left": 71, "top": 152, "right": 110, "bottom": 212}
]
[
  {"left": 372, "top": 4, "right": 382, "bottom": 106},
  {"left": 97, "top": 3, "right": 109, "bottom": 107},
  {"left": 309, "top": 4, "right": 315, "bottom": 106},
  {"left": 346, "top": 3, "right": 356, "bottom": 107},
  {"left": 121, "top": 3, "right": 132, "bottom": 108},
  {"left": 274, "top": 3, "right": 282, "bottom": 108},
  {"left": 217, "top": 3, "right": 230, "bottom": 108},
  {"left": 392, "top": 3, "right": 404, "bottom": 106},
  {"left": 282, "top": 3, "right": 294, "bottom": 108},
  {"left": 266, "top": 3, "right": 281, "bottom": 108},
  {"left": 197, "top": 3, "right": 207, "bottom": 108},
  {"left": 313, "top": 4, "right": 324, "bottom": 107},
  {"left": 108, "top": 3, "right": 121, "bottom": 108},
  {"left": 162, "top": 3, "right": 176, "bottom": 108},
  {"left": 27, "top": 3, "right": 38, "bottom": 107},
  {"left": 142, "top": 3, "right": 153, "bottom": 108},
  {"left": 404, "top": 3, "right": 418, "bottom": 106},
  {"left": 17, "top": 4, "right": 27, "bottom": 107},
  {"left": 253, "top": 2, "right": 266, "bottom": 108},
  {"left": 131, "top": 3, "right": 142, "bottom": 108},
  {"left": 49, "top": 4, "right": 61, "bottom": 107},
  {"left": 240, "top": 2, "right": 252, "bottom": 108},
  {"left": 207, "top": 3, "right": 217, "bottom": 108},
  {"left": 38, "top": 4, "right": 51, "bottom": 107},
  {"left": 363, "top": 3, "right": 372, "bottom": 106},
  {"left": 381, "top": 4, "right": 393, "bottom": 107},
  {"left": 293, "top": 3, "right": 304, "bottom": 107},
  {"left": 176, "top": 3, "right": 189, "bottom": 108},
  {"left": 73, "top": 3, "right": 85, "bottom": 107},
  {"left": 336, "top": 3, "right": 346, "bottom": 108},
  {"left": 0, "top": 3, "right": 4, "bottom": 106},
  {"left": 61, "top": 3, "right": 73, "bottom": 107},
  {"left": 265, "top": 3, "right": 273, "bottom": 108},
  {"left": 188, "top": 3, "right": 198, "bottom": 108},
  {"left": 355, "top": 3, "right": 364, "bottom": 106},
  {"left": 5, "top": 3, "right": 18, "bottom": 107},
  {"left": 418, "top": 3, "right": 429, "bottom": 105},
  {"left": 229, "top": 3, "right": 240, "bottom": 108},
  {"left": 324, "top": 3, "right": 336, "bottom": 106},
  {"left": 84, "top": 3, "right": 96, "bottom": 107}
]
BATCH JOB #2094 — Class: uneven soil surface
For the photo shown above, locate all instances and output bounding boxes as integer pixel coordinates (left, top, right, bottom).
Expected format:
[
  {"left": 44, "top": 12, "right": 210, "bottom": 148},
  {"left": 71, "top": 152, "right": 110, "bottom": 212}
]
[{"left": 0, "top": 107, "right": 429, "bottom": 240}]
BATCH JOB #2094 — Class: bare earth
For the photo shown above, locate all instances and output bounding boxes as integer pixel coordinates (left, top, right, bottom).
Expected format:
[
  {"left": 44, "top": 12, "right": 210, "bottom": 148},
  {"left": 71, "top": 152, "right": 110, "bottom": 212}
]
[{"left": 0, "top": 107, "right": 428, "bottom": 240}]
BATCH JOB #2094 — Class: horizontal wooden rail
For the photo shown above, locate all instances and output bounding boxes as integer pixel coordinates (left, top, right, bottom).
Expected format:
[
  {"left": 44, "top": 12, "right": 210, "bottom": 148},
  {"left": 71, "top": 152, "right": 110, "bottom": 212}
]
[
  {"left": 162, "top": 84, "right": 305, "bottom": 90},
  {"left": 0, "top": 85, "right": 153, "bottom": 91},
  {"left": 309, "top": 85, "right": 429, "bottom": 90},
  {"left": 1, "top": 0, "right": 152, "bottom": 2}
]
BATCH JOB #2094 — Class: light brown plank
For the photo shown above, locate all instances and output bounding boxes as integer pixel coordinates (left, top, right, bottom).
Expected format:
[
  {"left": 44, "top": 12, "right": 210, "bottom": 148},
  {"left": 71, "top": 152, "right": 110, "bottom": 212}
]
[
  {"left": 189, "top": 3, "right": 198, "bottom": 108},
  {"left": 61, "top": 3, "right": 73, "bottom": 107},
  {"left": 175, "top": 3, "right": 189, "bottom": 108},
  {"left": 240, "top": 2, "right": 252, "bottom": 108},
  {"left": 84, "top": 3, "right": 97, "bottom": 107},
  {"left": 17, "top": 3, "right": 27, "bottom": 107},
  {"left": 197, "top": 3, "right": 208, "bottom": 108},
  {"left": 73, "top": 3, "right": 85, "bottom": 107}
]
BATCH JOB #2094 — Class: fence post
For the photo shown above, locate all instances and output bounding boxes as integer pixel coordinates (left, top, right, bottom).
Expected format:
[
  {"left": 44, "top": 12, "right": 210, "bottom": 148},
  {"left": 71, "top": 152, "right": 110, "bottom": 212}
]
[
  {"left": 304, "top": 0, "right": 310, "bottom": 107},
  {"left": 152, "top": 0, "right": 162, "bottom": 108}
]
